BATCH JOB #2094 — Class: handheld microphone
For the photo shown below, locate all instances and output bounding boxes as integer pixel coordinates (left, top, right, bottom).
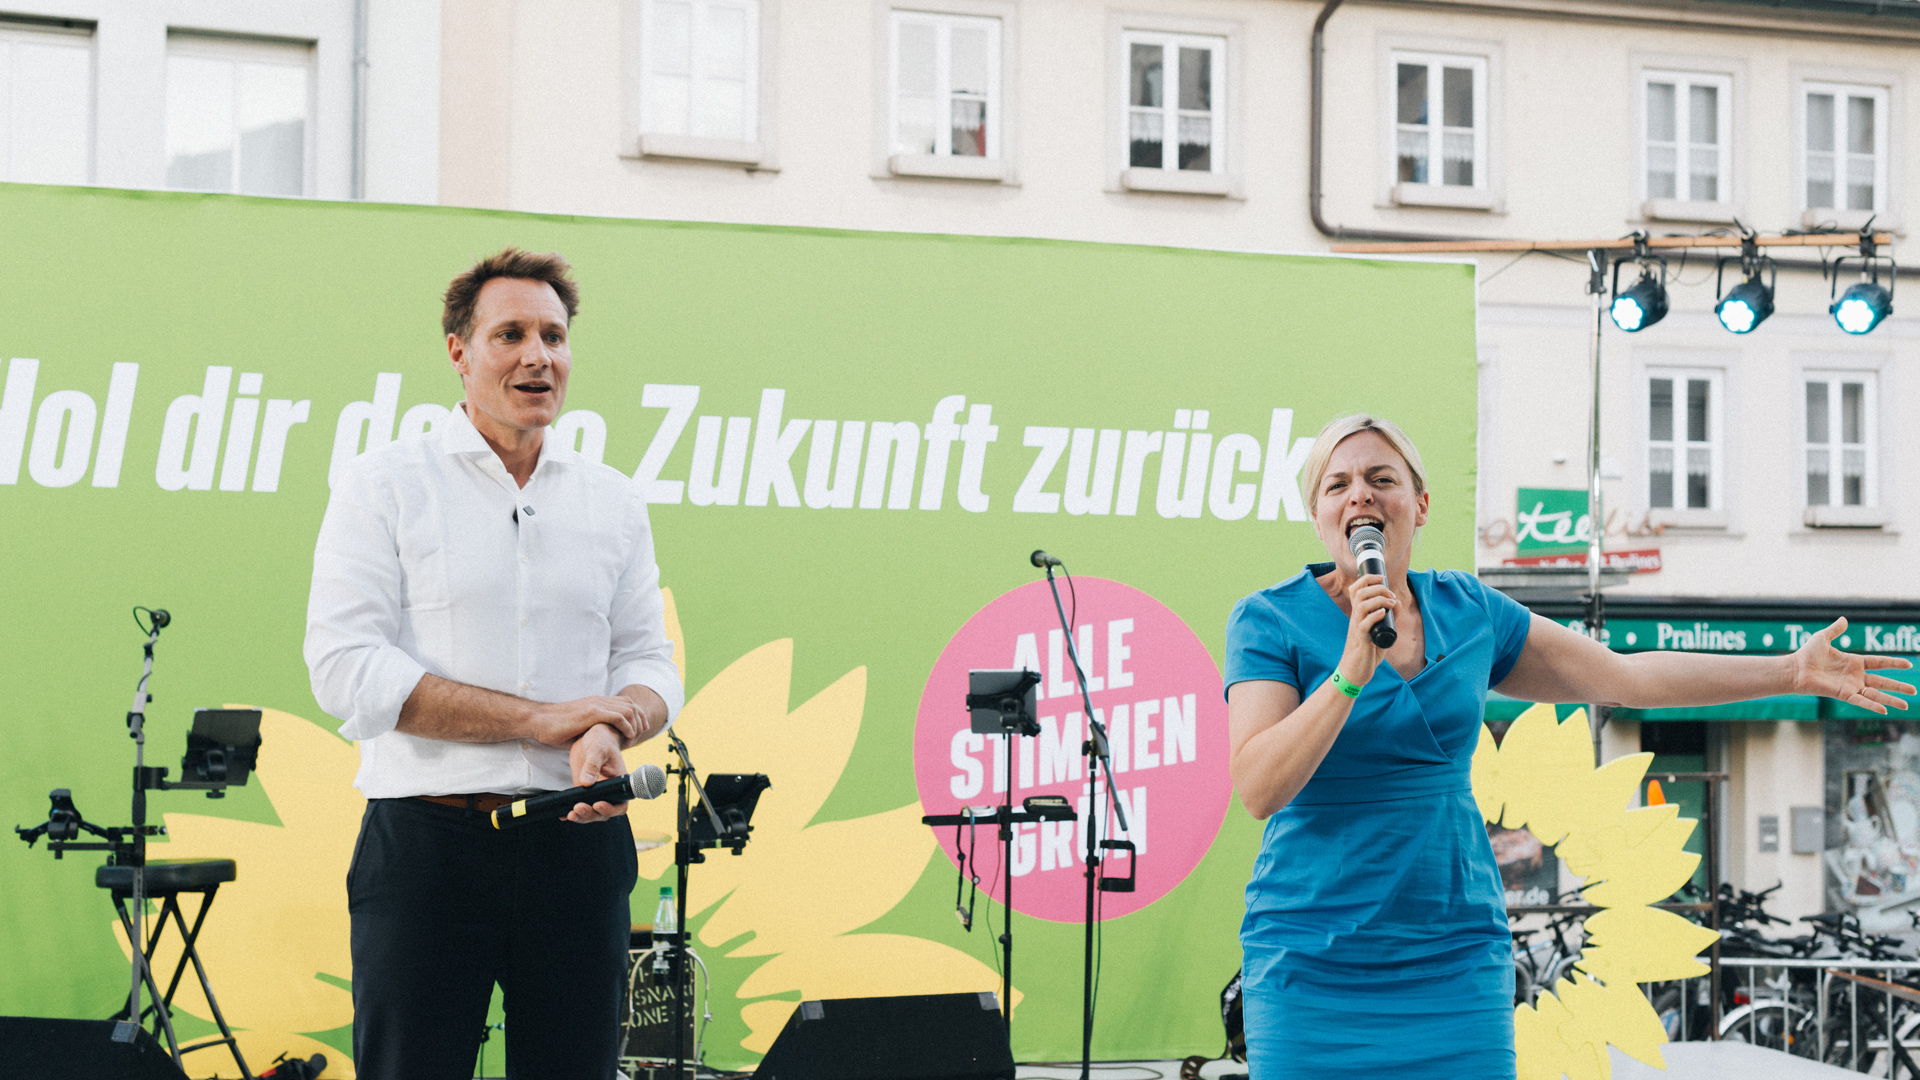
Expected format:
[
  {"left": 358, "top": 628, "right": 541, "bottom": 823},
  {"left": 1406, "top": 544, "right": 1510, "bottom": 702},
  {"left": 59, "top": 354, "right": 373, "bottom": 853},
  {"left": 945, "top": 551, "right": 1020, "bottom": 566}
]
[
  {"left": 491, "top": 763, "right": 668, "bottom": 829},
  {"left": 1030, "top": 550, "right": 1063, "bottom": 569},
  {"left": 1346, "top": 525, "right": 1397, "bottom": 649}
]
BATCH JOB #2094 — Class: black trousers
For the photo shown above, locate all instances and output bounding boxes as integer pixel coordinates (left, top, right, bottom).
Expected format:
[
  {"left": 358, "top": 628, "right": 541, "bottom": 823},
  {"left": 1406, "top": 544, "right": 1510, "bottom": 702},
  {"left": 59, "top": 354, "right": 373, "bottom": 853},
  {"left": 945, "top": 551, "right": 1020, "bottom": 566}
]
[{"left": 347, "top": 798, "right": 636, "bottom": 1080}]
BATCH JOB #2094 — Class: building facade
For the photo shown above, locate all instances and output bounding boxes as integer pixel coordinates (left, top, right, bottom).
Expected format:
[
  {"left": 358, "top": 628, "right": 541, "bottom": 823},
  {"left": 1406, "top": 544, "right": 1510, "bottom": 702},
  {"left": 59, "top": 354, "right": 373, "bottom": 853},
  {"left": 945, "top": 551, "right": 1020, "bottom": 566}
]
[{"left": 11, "top": 0, "right": 1920, "bottom": 926}]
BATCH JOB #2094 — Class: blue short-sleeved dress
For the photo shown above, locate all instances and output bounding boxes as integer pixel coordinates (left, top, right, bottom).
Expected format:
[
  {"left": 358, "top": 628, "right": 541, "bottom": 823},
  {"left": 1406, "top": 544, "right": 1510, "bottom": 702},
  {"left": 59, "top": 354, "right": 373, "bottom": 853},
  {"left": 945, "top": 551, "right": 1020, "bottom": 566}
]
[{"left": 1225, "top": 563, "right": 1533, "bottom": 1079}]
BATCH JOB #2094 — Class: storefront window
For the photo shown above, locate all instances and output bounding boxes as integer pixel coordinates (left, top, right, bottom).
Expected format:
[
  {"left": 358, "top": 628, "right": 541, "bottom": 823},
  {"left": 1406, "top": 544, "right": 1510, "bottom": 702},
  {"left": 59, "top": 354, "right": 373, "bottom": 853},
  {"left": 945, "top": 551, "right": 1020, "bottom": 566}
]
[{"left": 1824, "top": 718, "right": 1920, "bottom": 920}]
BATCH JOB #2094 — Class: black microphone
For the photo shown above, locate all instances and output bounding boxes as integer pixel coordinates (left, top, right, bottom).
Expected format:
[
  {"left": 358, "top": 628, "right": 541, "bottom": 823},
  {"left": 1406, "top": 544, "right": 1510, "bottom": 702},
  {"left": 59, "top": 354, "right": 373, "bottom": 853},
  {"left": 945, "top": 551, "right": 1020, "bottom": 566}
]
[
  {"left": 491, "top": 764, "right": 668, "bottom": 829},
  {"left": 1030, "top": 550, "right": 1063, "bottom": 569},
  {"left": 1346, "top": 526, "right": 1397, "bottom": 649},
  {"left": 149, "top": 609, "right": 171, "bottom": 629}
]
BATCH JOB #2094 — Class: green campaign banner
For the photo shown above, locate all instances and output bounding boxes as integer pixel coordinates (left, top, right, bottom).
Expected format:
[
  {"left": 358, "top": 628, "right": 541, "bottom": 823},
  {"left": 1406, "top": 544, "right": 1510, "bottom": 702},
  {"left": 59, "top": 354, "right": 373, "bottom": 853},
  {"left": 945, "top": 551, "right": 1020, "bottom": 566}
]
[{"left": 0, "top": 183, "right": 1477, "bottom": 1073}]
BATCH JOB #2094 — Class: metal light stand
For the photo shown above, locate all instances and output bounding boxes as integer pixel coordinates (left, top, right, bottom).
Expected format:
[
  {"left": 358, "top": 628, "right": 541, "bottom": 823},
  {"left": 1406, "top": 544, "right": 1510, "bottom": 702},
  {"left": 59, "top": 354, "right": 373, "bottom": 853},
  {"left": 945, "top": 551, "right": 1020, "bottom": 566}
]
[
  {"left": 664, "top": 732, "right": 729, "bottom": 1080},
  {"left": 1586, "top": 247, "right": 1610, "bottom": 767},
  {"left": 1037, "top": 564, "right": 1130, "bottom": 1080}
]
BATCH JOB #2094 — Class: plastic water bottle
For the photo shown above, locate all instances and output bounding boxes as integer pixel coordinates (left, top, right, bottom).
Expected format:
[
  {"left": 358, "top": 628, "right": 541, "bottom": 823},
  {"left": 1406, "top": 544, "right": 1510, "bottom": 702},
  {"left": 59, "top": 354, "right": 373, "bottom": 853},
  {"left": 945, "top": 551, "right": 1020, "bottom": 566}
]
[
  {"left": 652, "top": 886, "right": 677, "bottom": 976},
  {"left": 653, "top": 885, "right": 678, "bottom": 937}
]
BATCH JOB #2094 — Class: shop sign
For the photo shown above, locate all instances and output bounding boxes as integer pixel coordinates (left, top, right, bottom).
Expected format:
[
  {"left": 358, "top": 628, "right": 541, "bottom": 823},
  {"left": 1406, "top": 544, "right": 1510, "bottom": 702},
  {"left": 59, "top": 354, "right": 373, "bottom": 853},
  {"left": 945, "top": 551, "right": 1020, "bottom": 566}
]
[
  {"left": 1559, "top": 618, "right": 1920, "bottom": 654},
  {"left": 1503, "top": 549, "right": 1663, "bottom": 573},
  {"left": 1513, "top": 488, "right": 1593, "bottom": 554},
  {"left": 1505, "top": 487, "right": 1661, "bottom": 573}
]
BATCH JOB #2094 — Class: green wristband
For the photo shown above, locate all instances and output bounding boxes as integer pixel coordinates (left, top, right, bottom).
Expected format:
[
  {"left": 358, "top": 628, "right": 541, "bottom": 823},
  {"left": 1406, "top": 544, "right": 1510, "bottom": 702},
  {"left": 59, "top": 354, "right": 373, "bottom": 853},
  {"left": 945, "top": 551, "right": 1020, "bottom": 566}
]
[{"left": 1329, "top": 669, "right": 1363, "bottom": 698}]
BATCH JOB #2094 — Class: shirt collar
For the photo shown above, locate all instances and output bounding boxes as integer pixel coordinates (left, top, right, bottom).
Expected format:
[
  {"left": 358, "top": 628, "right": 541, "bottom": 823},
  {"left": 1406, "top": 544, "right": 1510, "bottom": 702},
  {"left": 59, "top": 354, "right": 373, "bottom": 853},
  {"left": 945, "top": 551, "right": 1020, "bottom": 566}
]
[{"left": 443, "top": 402, "right": 581, "bottom": 472}]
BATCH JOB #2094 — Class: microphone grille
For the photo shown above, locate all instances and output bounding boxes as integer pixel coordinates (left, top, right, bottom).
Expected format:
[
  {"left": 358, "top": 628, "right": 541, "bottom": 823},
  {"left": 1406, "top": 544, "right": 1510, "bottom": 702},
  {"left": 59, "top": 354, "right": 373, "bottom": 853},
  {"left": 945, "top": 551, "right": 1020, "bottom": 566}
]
[
  {"left": 1347, "top": 525, "right": 1386, "bottom": 556},
  {"left": 637, "top": 763, "right": 669, "bottom": 799}
]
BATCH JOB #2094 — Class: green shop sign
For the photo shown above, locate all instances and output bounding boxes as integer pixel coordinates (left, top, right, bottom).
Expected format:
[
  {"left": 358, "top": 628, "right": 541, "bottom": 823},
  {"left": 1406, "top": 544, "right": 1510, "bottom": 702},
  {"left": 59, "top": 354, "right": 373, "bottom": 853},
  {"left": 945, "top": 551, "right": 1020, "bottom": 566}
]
[
  {"left": 1558, "top": 618, "right": 1920, "bottom": 655},
  {"left": 1515, "top": 487, "right": 1591, "bottom": 554}
]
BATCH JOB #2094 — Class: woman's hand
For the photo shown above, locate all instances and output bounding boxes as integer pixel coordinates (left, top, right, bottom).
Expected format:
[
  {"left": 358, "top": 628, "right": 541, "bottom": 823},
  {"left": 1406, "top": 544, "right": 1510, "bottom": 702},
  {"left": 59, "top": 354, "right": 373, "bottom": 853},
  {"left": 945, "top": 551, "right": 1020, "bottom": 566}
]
[
  {"left": 1790, "top": 618, "right": 1915, "bottom": 715},
  {"left": 1338, "top": 573, "right": 1399, "bottom": 687}
]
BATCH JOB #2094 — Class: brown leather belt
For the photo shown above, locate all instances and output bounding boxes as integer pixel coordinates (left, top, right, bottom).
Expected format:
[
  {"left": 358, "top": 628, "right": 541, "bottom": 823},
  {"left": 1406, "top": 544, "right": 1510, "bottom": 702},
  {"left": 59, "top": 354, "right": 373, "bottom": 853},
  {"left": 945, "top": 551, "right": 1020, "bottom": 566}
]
[{"left": 415, "top": 792, "right": 521, "bottom": 813}]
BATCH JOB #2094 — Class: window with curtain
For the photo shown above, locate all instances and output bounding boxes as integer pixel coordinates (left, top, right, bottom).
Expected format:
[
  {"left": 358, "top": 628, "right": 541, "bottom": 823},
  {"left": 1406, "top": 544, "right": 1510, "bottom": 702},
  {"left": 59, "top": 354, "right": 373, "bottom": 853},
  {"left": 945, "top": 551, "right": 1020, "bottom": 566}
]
[
  {"left": 642, "top": 0, "right": 760, "bottom": 143},
  {"left": 1644, "top": 71, "right": 1730, "bottom": 204},
  {"left": 165, "top": 34, "right": 311, "bottom": 197},
  {"left": 1804, "top": 373, "right": 1875, "bottom": 508},
  {"left": 0, "top": 21, "right": 92, "bottom": 185},
  {"left": 1805, "top": 83, "right": 1887, "bottom": 214},
  {"left": 1648, "top": 371, "right": 1720, "bottom": 511},
  {"left": 1124, "top": 31, "right": 1223, "bottom": 173},
  {"left": 891, "top": 11, "right": 999, "bottom": 158},
  {"left": 1393, "top": 52, "right": 1485, "bottom": 188}
]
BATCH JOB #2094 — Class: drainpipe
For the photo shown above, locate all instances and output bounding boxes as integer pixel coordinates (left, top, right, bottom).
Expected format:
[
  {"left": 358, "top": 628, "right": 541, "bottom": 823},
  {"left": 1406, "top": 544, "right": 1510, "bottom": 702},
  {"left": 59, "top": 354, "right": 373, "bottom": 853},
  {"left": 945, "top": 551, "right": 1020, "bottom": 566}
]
[
  {"left": 350, "top": 0, "right": 369, "bottom": 200},
  {"left": 1309, "top": 0, "right": 1469, "bottom": 243}
]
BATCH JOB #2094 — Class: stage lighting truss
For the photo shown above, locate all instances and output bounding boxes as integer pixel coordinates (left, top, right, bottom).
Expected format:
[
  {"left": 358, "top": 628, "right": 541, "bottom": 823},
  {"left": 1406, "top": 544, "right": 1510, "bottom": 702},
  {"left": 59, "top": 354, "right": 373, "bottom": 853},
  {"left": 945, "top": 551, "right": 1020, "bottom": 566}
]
[
  {"left": 1609, "top": 237, "right": 1669, "bottom": 333},
  {"left": 1714, "top": 232, "right": 1776, "bottom": 335},
  {"left": 1827, "top": 222, "right": 1895, "bottom": 335}
]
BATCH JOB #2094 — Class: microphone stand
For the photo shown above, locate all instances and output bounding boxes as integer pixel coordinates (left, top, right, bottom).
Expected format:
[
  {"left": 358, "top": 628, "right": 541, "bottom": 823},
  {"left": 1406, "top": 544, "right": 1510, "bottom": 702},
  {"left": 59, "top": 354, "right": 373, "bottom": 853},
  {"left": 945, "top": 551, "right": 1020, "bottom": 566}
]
[
  {"left": 1038, "top": 565, "right": 1128, "bottom": 1080},
  {"left": 119, "top": 613, "right": 169, "bottom": 1051},
  {"left": 665, "top": 732, "right": 725, "bottom": 1080}
]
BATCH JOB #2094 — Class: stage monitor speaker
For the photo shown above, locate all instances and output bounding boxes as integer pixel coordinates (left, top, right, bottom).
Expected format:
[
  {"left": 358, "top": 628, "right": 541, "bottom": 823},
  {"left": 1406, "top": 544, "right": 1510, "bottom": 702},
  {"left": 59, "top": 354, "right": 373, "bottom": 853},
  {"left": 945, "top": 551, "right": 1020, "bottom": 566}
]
[
  {"left": 0, "top": 1017, "right": 188, "bottom": 1079},
  {"left": 752, "top": 992, "right": 1013, "bottom": 1080}
]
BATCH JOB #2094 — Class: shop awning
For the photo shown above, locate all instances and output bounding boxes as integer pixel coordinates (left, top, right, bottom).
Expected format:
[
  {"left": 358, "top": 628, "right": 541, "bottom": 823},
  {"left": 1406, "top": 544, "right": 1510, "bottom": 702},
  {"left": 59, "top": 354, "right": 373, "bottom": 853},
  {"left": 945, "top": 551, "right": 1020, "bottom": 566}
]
[
  {"left": 1484, "top": 692, "right": 1821, "bottom": 723},
  {"left": 1614, "top": 695, "right": 1823, "bottom": 722}
]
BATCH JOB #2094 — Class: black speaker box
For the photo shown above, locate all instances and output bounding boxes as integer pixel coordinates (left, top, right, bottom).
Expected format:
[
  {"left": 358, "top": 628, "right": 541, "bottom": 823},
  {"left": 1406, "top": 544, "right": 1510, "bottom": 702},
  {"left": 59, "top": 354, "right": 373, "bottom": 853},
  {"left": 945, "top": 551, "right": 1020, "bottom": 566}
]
[
  {"left": 752, "top": 992, "right": 1014, "bottom": 1080},
  {"left": 0, "top": 1017, "right": 188, "bottom": 1079}
]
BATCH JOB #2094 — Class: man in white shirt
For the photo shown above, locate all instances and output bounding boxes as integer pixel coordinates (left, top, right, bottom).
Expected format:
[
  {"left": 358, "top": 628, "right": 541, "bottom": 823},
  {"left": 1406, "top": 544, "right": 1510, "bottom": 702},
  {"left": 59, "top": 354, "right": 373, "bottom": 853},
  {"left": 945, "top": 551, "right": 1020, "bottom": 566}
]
[{"left": 305, "top": 249, "right": 682, "bottom": 1079}]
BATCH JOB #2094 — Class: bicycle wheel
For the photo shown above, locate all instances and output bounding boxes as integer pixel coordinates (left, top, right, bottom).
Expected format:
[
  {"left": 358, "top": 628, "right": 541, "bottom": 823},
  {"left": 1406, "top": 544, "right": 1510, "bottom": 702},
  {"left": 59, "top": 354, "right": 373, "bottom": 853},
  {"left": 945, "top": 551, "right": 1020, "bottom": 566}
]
[{"left": 1722, "top": 1001, "right": 1819, "bottom": 1058}]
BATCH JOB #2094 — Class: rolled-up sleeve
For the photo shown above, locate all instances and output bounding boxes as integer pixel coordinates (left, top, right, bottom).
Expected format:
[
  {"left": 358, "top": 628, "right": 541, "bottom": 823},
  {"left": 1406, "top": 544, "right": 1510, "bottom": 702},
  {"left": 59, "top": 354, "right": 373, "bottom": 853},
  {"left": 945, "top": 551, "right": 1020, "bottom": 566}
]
[
  {"left": 605, "top": 490, "right": 685, "bottom": 723},
  {"left": 304, "top": 459, "right": 428, "bottom": 741}
]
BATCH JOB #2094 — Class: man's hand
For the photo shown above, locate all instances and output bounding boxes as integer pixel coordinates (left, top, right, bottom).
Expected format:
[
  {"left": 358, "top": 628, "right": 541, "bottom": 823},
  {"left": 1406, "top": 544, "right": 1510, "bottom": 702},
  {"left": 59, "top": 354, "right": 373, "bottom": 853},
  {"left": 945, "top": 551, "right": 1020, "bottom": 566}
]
[
  {"left": 532, "top": 696, "right": 643, "bottom": 748},
  {"left": 565, "top": 723, "right": 632, "bottom": 823}
]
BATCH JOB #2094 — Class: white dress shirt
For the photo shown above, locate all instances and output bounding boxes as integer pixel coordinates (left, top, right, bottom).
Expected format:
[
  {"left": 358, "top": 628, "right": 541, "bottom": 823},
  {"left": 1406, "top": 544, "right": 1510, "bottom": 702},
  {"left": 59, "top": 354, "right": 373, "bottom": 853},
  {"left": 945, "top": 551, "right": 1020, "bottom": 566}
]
[{"left": 304, "top": 404, "right": 684, "bottom": 799}]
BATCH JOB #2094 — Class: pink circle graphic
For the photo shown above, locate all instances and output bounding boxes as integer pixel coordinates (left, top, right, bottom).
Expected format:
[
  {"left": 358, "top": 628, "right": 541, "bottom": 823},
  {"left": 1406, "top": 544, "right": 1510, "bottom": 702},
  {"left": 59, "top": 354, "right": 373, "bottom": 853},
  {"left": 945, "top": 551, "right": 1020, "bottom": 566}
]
[{"left": 913, "top": 577, "right": 1231, "bottom": 922}]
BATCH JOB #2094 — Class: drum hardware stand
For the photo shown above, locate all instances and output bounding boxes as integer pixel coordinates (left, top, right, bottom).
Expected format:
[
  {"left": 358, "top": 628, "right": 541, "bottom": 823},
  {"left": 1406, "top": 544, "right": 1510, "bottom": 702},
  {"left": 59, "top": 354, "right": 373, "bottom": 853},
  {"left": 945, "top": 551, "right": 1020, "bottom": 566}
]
[{"left": 13, "top": 607, "right": 259, "bottom": 1078}]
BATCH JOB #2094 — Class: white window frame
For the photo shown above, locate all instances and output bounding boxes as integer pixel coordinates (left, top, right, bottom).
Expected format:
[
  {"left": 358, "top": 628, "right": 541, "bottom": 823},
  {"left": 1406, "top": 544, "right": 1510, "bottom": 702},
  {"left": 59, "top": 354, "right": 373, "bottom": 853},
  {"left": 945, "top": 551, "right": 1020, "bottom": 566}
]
[
  {"left": 1645, "top": 367, "right": 1724, "bottom": 515},
  {"left": 1640, "top": 68, "right": 1735, "bottom": 223},
  {"left": 1802, "top": 370, "right": 1878, "bottom": 513},
  {"left": 164, "top": 32, "right": 316, "bottom": 199},
  {"left": 1802, "top": 82, "right": 1889, "bottom": 220},
  {"left": 888, "top": 9, "right": 1002, "bottom": 176},
  {"left": 1389, "top": 51, "right": 1487, "bottom": 198},
  {"left": 1107, "top": 13, "right": 1240, "bottom": 198},
  {"left": 624, "top": 0, "right": 778, "bottom": 169},
  {"left": 0, "top": 18, "right": 94, "bottom": 186},
  {"left": 1120, "top": 30, "right": 1224, "bottom": 175},
  {"left": 871, "top": 0, "right": 1017, "bottom": 183}
]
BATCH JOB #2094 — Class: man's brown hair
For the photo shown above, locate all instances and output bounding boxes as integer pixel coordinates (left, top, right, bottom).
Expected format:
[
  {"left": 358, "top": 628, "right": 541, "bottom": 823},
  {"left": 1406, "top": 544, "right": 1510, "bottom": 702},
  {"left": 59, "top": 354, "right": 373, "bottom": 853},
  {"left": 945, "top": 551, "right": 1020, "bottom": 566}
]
[{"left": 441, "top": 248, "right": 581, "bottom": 341}]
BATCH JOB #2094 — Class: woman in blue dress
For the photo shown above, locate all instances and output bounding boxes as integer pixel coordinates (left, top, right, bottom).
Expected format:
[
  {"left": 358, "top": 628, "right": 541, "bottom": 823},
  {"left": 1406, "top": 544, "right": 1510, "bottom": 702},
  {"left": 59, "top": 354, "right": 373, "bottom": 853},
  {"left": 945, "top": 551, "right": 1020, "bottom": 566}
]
[{"left": 1225, "top": 414, "right": 1914, "bottom": 1079}]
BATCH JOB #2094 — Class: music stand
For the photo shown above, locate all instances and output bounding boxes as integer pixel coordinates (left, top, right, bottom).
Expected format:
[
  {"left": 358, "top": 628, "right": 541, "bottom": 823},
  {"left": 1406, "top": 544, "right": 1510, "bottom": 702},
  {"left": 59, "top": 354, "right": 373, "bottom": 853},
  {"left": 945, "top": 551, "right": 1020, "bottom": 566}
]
[{"left": 964, "top": 669, "right": 1037, "bottom": 1035}]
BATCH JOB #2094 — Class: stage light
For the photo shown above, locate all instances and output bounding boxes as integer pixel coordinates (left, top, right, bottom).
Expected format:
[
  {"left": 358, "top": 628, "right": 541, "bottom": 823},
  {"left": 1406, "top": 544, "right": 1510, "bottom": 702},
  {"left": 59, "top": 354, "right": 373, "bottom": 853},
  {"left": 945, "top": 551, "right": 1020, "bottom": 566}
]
[
  {"left": 1712, "top": 234, "right": 1774, "bottom": 335},
  {"left": 1610, "top": 272, "right": 1667, "bottom": 332},
  {"left": 1715, "top": 278, "right": 1771, "bottom": 333},
  {"left": 1827, "top": 221, "right": 1895, "bottom": 336},
  {"left": 1832, "top": 281, "right": 1892, "bottom": 335}
]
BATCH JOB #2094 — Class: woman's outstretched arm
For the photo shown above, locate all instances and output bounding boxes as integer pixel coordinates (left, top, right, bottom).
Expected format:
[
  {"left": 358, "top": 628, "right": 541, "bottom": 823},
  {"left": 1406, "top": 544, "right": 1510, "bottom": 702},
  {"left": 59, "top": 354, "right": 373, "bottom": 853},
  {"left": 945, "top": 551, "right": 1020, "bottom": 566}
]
[{"left": 1496, "top": 616, "right": 1914, "bottom": 714}]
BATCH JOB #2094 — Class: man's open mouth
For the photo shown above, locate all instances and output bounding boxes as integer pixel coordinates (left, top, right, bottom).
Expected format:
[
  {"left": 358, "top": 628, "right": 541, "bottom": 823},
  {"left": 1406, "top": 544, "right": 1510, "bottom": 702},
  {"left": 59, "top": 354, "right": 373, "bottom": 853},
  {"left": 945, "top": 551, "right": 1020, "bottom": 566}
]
[{"left": 514, "top": 382, "right": 551, "bottom": 394}]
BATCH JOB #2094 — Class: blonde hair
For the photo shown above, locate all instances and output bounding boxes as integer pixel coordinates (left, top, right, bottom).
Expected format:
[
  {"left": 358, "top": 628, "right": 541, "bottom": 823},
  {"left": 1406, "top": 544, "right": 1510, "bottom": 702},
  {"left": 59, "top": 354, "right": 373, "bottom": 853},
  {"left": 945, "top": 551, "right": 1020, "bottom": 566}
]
[{"left": 1300, "top": 414, "right": 1428, "bottom": 513}]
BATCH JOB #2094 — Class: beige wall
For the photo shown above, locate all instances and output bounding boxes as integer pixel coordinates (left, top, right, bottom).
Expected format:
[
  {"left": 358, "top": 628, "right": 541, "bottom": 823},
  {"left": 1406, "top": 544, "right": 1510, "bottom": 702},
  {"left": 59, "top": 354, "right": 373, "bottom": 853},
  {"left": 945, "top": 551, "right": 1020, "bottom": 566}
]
[{"left": 439, "top": 0, "right": 1919, "bottom": 913}]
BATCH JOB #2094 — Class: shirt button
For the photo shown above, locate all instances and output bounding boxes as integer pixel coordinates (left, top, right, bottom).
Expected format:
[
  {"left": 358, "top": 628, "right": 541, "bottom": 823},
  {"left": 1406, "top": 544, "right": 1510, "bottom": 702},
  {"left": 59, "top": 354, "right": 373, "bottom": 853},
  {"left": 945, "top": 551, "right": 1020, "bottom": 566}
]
[
  {"left": 519, "top": 553, "right": 529, "bottom": 565},
  {"left": 520, "top": 680, "right": 531, "bottom": 691},
  {"left": 520, "top": 616, "right": 530, "bottom": 627}
]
